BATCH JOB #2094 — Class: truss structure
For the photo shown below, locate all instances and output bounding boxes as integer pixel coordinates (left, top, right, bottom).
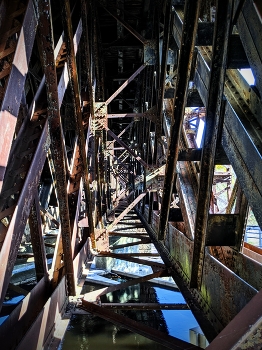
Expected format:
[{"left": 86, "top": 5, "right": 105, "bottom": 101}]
[{"left": 0, "top": 0, "right": 262, "bottom": 348}]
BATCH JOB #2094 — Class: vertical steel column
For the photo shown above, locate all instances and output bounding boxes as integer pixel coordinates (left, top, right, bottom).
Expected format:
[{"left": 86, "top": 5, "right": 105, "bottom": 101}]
[
  {"left": 95, "top": 133, "right": 103, "bottom": 227},
  {"left": 156, "top": 0, "right": 172, "bottom": 138},
  {"left": 37, "top": 0, "right": 75, "bottom": 295},
  {"left": 190, "top": 0, "right": 233, "bottom": 288},
  {"left": 158, "top": 0, "right": 201, "bottom": 240},
  {"left": 60, "top": 0, "right": 94, "bottom": 237},
  {"left": 80, "top": 0, "right": 94, "bottom": 117},
  {"left": 29, "top": 192, "right": 48, "bottom": 282}
]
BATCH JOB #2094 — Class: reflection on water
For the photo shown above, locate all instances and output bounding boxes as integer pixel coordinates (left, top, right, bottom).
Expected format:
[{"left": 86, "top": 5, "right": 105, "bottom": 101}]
[
  {"left": 61, "top": 236, "right": 205, "bottom": 349},
  {"left": 60, "top": 315, "right": 170, "bottom": 350},
  {"left": 61, "top": 281, "right": 201, "bottom": 349}
]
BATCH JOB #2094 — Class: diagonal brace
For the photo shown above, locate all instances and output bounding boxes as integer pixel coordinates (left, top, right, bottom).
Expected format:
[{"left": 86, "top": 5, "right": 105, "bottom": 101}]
[{"left": 107, "top": 191, "right": 148, "bottom": 229}]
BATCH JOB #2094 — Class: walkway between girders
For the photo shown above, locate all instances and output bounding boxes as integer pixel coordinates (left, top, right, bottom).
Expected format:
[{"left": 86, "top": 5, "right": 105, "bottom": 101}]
[{"left": 66, "top": 198, "right": 204, "bottom": 350}]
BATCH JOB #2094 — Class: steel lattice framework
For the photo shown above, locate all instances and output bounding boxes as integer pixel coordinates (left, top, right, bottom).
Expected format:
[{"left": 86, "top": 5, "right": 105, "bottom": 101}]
[{"left": 0, "top": 0, "right": 262, "bottom": 348}]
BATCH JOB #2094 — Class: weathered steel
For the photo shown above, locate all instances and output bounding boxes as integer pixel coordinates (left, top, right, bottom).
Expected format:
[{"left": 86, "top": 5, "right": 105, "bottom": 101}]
[
  {"left": 178, "top": 149, "right": 202, "bottom": 161},
  {"left": 158, "top": 0, "right": 201, "bottom": 240},
  {"left": 138, "top": 207, "right": 257, "bottom": 342},
  {"left": 94, "top": 229, "right": 109, "bottom": 251},
  {"left": 81, "top": 301, "right": 201, "bottom": 350},
  {"left": 107, "top": 121, "right": 134, "bottom": 149},
  {"left": 194, "top": 46, "right": 262, "bottom": 228},
  {"left": 40, "top": 206, "right": 60, "bottom": 228},
  {"left": 80, "top": 0, "right": 94, "bottom": 118},
  {"left": 213, "top": 245, "right": 262, "bottom": 292},
  {"left": 205, "top": 214, "right": 238, "bottom": 246},
  {"left": 38, "top": 0, "right": 75, "bottom": 295},
  {"left": 107, "top": 191, "right": 147, "bottom": 229},
  {"left": 0, "top": 0, "right": 262, "bottom": 348},
  {"left": 0, "top": 16, "right": 82, "bottom": 230},
  {"left": 15, "top": 277, "right": 67, "bottom": 350},
  {"left": 60, "top": 0, "right": 94, "bottom": 240},
  {"left": 0, "top": 122, "right": 49, "bottom": 311},
  {"left": 0, "top": 0, "right": 38, "bottom": 192},
  {"left": 105, "top": 63, "right": 147, "bottom": 106},
  {"left": 173, "top": 8, "right": 248, "bottom": 68},
  {"left": 29, "top": 192, "right": 48, "bottom": 282},
  {"left": 237, "top": 0, "right": 262, "bottom": 95},
  {"left": 190, "top": 0, "right": 233, "bottom": 289},
  {"left": 156, "top": 0, "right": 172, "bottom": 139},
  {"left": 105, "top": 125, "right": 149, "bottom": 169},
  {"left": 206, "top": 288, "right": 262, "bottom": 349},
  {"left": 0, "top": 277, "right": 49, "bottom": 348}
]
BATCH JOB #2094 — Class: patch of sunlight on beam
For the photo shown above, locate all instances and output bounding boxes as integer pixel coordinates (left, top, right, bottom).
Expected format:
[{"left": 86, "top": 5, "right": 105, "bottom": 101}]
[
  {"left": 239, "top": 68, "right": 255, "bottom": 85},
  {"left": 196, "top": 118, "right": 205, "bottom": 148}
]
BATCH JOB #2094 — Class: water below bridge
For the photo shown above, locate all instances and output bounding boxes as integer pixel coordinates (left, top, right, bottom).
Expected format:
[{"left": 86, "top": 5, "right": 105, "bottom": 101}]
[{"left": 60, "top": 222, "right": 208, "bottom": 349}]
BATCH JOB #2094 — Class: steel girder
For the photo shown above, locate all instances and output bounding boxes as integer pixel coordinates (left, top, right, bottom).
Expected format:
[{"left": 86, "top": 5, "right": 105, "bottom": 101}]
[{"left": 0, "top": 0, "right": 262, "bottom": 349}]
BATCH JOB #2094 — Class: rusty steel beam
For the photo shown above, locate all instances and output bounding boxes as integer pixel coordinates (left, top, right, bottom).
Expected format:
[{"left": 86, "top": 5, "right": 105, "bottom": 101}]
[
  {"left": 105, "top": 63, "right": 147, "bottom": 105},
  {"left": 156, "top": 0, "right": 172, "bottom": 136},
  {"left": 107, "top": 121, "right": 135, "bottom": 149},
  {"left": 113, "top": 189, "right": 128, "bottom": 205},
  {"left": 0, "top": 277, "right": 50, "bottom": 348},
  {"left": 28, "top": 192, "right": 48, "bottom": 282},
  {"left": 158, "top": 0, "right": 201, "bottom": 240},
  {"left": 0, "top": 122, "right": 48, "bottom": 311},
  {"left": 107, "top": 191, "right": 147, "bottom": 229},
  {"left": 190, "top": 0, "right": 233, "bottom": 289},
  {"left": 40, "top": 206, "right": 60, "bottom": 228},
  {"left": 60, "top": 0, "right": 94, "bottom": 238},
  {"left": 138, "top": 207, "right": 257, "bottom": 341},
  {"left": 178, "top": 149, "right": 202, "bottom": 162},
  {"left": 194, "top": 44, "right": 262, "bottom": 229},
  {"left": 94, "top": 133, "right": 103, "bottom": 226},
  {"left": 1, "top": 239, "right": 89, "bottom": 348},
  {"left": 0, "top": 18, "right": 82, "bottom": 260},
  {"left": 206, "top": 288, "right": 262, "bottom": 349},
  {"left": 37, "top": 0, "right": 75, "bottom": 295},
  {"left": 0, "top": 17, "right": 82, "bottom": 221},
  {"left": 80, "top": 0, "right": 95, "bottom": 117},
  {"left": 81, "top": 301, "right": 201, "bottom": 350},
  {"left": 105, "top": 125, "right": 149, "bottom": 169},
  {"left": 0, "top": 0, "right": 38, "bottom": 192}
]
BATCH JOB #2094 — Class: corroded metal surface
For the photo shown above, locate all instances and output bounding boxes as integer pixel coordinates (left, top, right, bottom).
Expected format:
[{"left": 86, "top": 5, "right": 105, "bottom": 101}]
[
  {"left": 0, "top": 0, "right": 262, "bottom": 348},
  {"left": 81, "top": 300, "right": 202, "bottom": 350},
  {"left": 158, "top": 0, "right": 201, "bottom": 240},
  {"left": 0, "top": 0, "right": 38, "bottom": 191},
  {"left": 38, "top": 0, "right": 75, "bottom": 295}
]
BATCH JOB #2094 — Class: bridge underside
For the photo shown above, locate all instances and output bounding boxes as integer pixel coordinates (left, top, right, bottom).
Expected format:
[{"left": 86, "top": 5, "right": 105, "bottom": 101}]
[{"left": 0, "top": 0, "right": 262, "bottom": 348}]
